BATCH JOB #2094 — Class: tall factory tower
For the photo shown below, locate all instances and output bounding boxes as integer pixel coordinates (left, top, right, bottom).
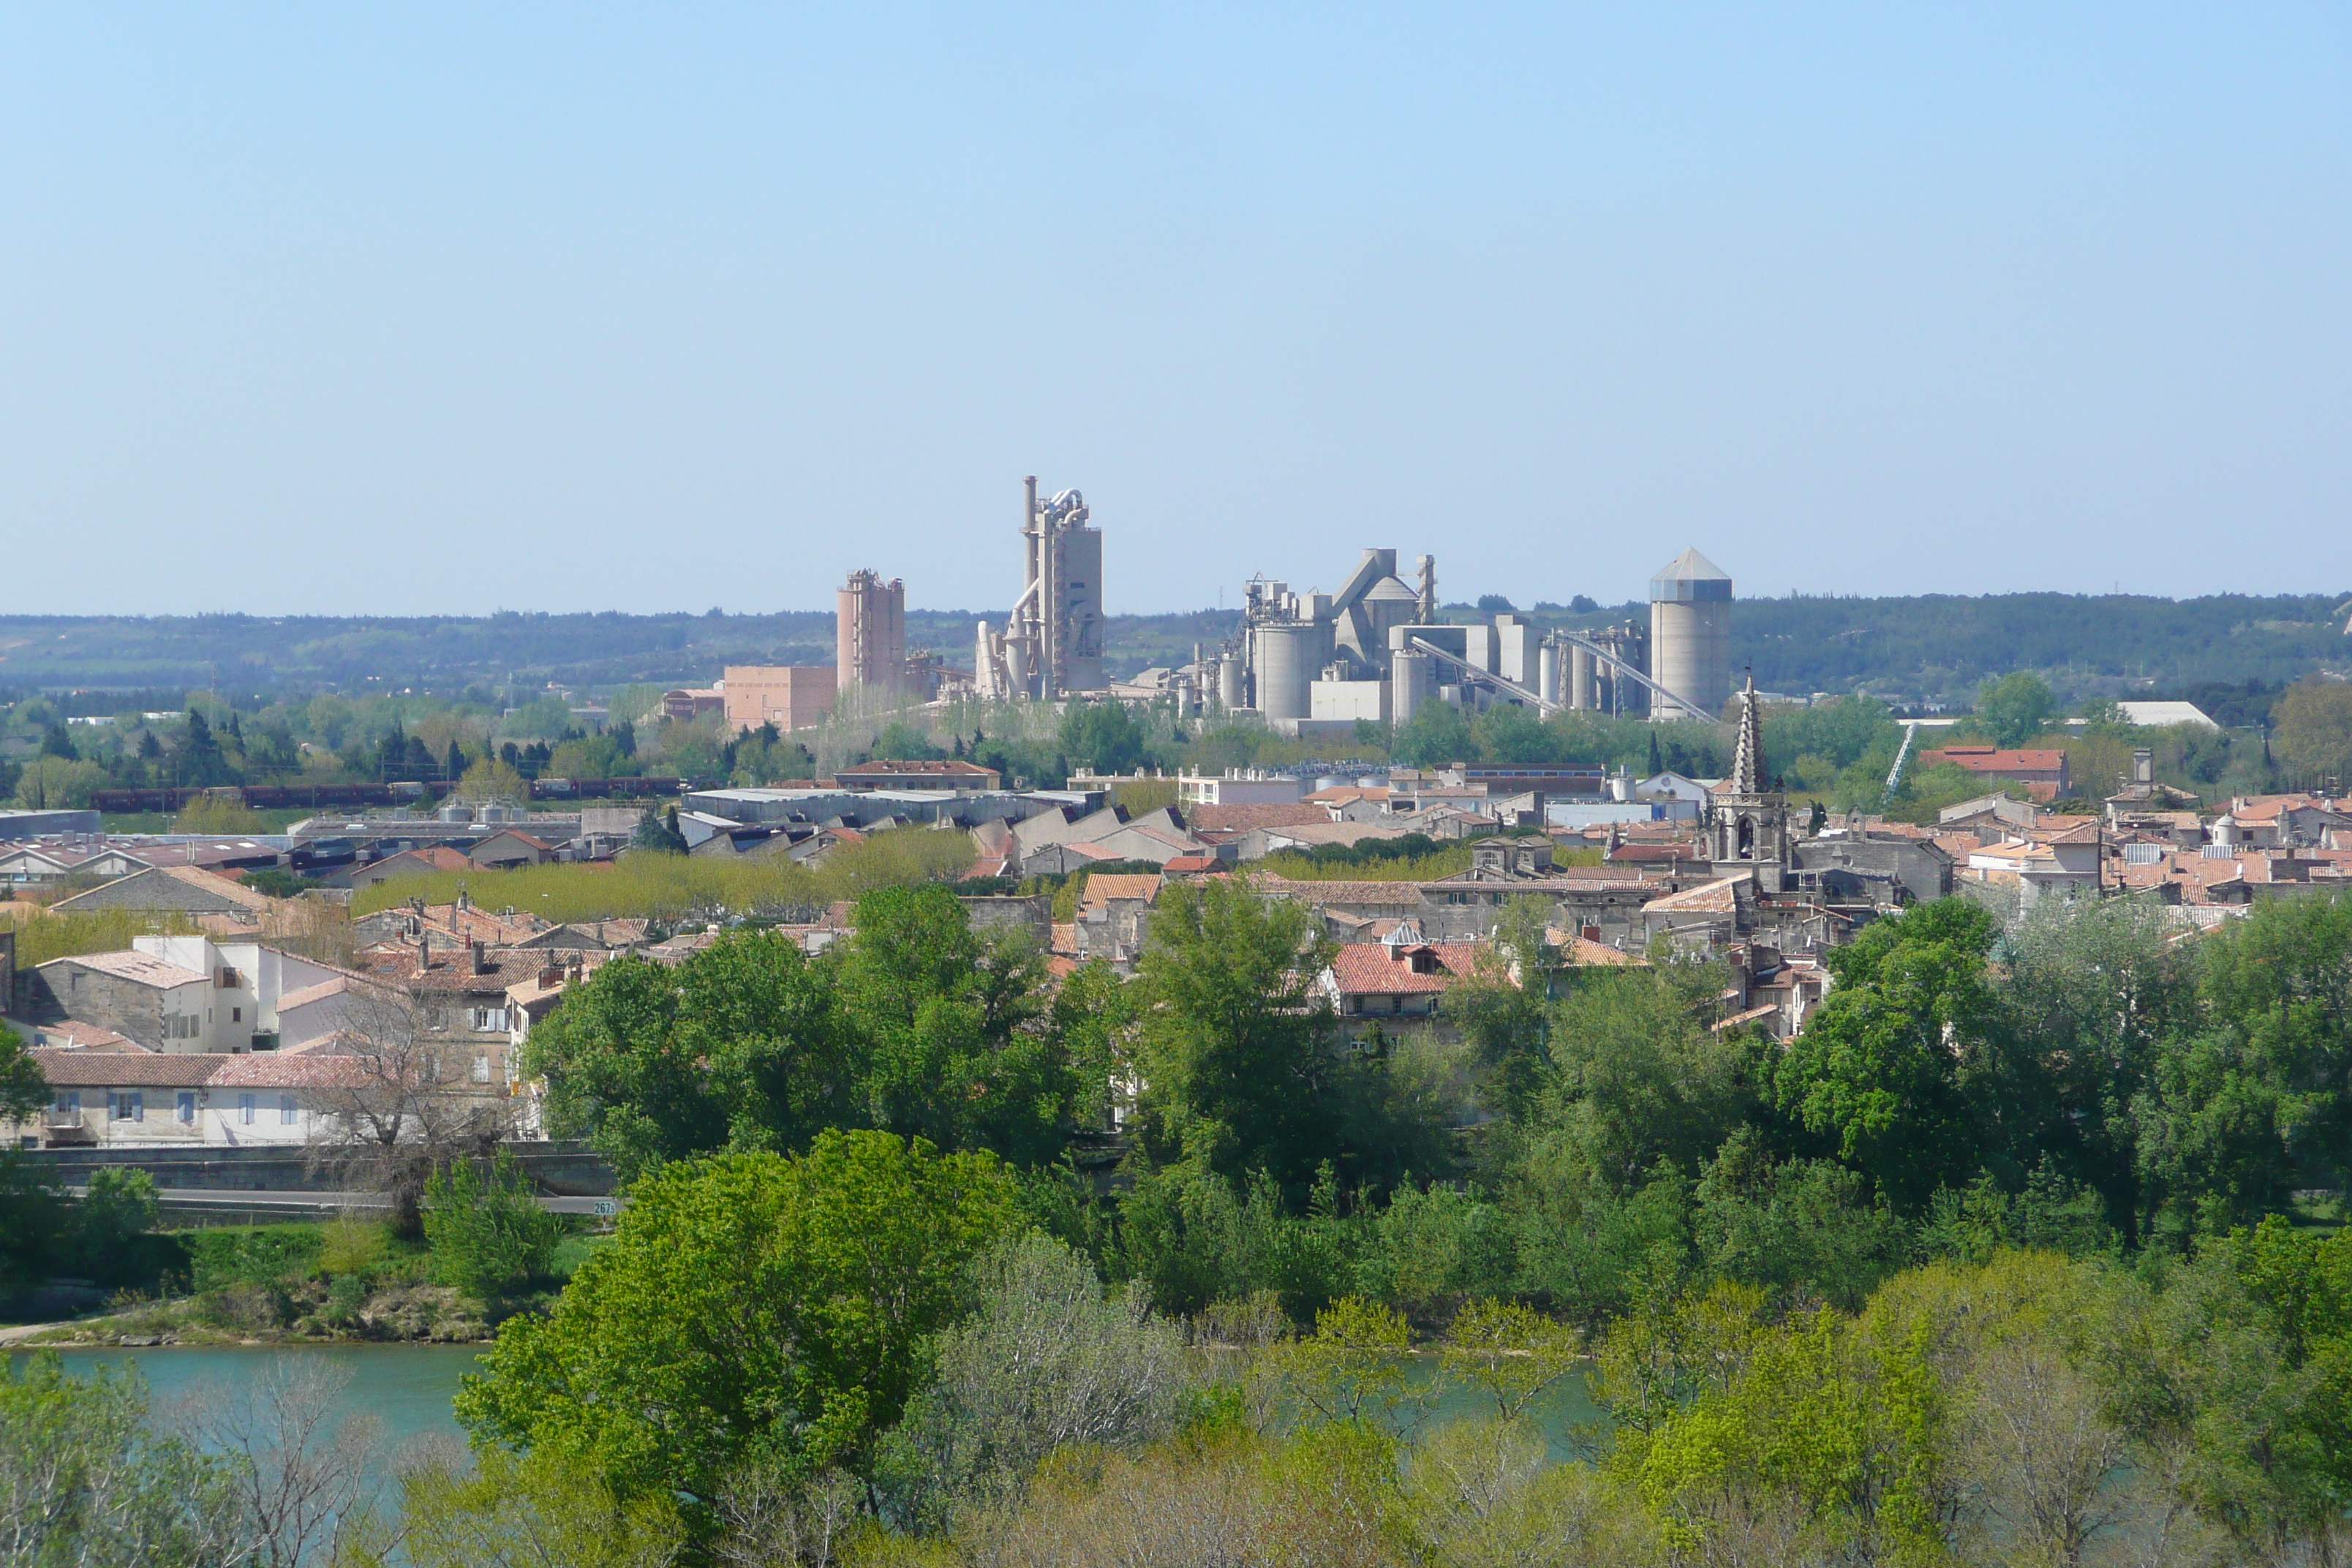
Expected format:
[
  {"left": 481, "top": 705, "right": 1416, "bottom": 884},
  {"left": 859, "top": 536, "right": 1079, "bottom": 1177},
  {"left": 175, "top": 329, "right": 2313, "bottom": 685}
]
[
  {"left": 837, "top": 568, "right": 906, "bottom": 702},
  {"left": 1648, "top": 548, "right": 1733, "bottom": 723},
  {"left": 975, "top": 477, "right": 1106, "bottom": 701}
]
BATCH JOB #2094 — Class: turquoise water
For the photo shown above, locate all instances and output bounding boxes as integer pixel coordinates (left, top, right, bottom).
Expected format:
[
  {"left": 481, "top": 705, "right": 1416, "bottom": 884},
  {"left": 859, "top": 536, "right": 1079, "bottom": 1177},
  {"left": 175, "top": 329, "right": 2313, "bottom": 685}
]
[
  {"left": 26, "top": 1343, "right": 485, "bottom": 1450},
  {"left": 13, "top": 1342, "right": 1604, "bottom": 1460}
]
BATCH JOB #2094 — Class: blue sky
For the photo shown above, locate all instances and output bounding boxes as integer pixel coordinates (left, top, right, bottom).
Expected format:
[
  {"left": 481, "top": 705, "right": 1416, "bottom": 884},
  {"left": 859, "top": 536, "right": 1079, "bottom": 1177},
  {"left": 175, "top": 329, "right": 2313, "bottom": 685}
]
[{"left": 3, "top": 6, "right": 2346, "bottom": 616}]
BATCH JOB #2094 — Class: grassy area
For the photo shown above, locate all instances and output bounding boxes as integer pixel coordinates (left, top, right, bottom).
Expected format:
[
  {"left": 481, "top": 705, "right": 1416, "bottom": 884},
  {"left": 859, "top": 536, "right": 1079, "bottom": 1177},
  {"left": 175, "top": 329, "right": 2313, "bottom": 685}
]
[{"left": 351, "top": 830, "right": 977, "bottom": 923}]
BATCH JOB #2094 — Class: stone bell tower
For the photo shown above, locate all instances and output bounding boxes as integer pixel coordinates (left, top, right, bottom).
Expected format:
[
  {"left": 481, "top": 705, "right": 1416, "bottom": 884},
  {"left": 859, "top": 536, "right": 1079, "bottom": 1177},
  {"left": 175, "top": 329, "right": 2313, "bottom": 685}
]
[{"left": 1708, "top": 670, "right": 1789, "bottom": 893}]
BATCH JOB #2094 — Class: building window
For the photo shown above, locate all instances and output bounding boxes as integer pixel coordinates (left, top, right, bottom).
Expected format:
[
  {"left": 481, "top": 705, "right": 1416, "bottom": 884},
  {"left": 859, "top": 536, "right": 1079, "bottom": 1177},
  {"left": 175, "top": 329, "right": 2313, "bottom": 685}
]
[
  {"left": 232, "top": 1007, "right": 241, "bottom": 1023},
  {"left": 239, "top": 1094, "right": 256, "bottom": 1125},
  {"left": 109, "top": 1092, "right": 143, "bottom": 1123},
  {"left": 177, "top": 1092, "right": 196, "bottom": 1123},
  {"left": 472, "top": 1055, "right": 493, "bottom": 1084},
  {"left": 279, "top": 1096, "right": 297, "bottom": 1126},
  {"left": 470, "top": 1006, "right": 509, "bottom": 1033},
  {"left": 53, "top": 1091, "right": 79, "bottom": 1115}
]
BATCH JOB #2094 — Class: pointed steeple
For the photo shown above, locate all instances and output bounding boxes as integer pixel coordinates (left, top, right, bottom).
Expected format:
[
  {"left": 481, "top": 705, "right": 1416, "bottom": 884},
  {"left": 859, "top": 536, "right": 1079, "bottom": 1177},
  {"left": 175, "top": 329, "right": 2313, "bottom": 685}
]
[{"left": 1731, "top": 668, "right": 1763, "bottom": 795}]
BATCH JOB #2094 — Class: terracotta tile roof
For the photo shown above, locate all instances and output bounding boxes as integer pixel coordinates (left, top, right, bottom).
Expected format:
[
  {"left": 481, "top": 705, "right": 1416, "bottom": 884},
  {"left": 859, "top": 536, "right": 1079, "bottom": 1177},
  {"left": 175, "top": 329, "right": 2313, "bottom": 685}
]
[
  {"left": 1161, "top": 854, "right": 1221, "bottom": 873},
  {"left": 1254, "top": 876, "right": 1425, "bottom": 908},
  {"left": 1186, "top": 803, "right": 1332, "bottom": 833},
  {"left": 365, "top": 946, "right": 545, "bottom": 992},
  {"left": 42, "top": 950, "right": 211, "bottom": 988},
  {"left": 276, "top": 977, "right": 351, "bottom": 1011},
  {"left": 28, "top": 1019, "right": 147, "bottom": 1051},
  {"left": 31, "top": 1049, "right": 225, "bottom": 1087},
  {"left": 1607, "top": 842, "right": 1707, "bottom": 862},
  {"left": 1079, "top": 874, "right": 1164, "bottom": 910},
  {"left": 1325, "top": 941, "right": 1486, "bottom": 996},
  {"left": 203, "top": 1050, "right": 376, "bottom": 1089},
  {"left": 1545, "top": 930, "right": 1644, "bottom": 966},
  {"left": 1643, "top": 875, "right": 1747, "bottom": 915}
]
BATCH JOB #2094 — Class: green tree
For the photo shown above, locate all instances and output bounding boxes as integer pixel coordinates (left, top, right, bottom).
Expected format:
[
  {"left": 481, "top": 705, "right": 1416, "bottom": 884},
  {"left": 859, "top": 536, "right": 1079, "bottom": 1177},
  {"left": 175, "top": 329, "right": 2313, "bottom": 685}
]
[
  {"left": 1975, "top": 671, "right": 2058, "bottom": 748},
  {"left": 2271, "top": 676, "right": 2352, "bottom": 786},
  {"left": 1770, "top": 900, "right": 2024, "bottom": 1212},
  {"left": 835, "top": 885, "right": 1086, "bottom": 1167},
  {"left": 1763, "top": 693, "right": 1901, "bottom": 775},
  {"left": 627, "top": 806, "right": 688, "bottom": 855},
  {"left": 0, "top": 1354, "right": 245, "bottom": 1564},
  {"left": 424, "top": 1150, "right": 568, "bottom": 1306},
  {"left": 1393, "top": 701, "right": 1475, "bottom": 768},
  {"left": 0, "top": 1032, "right": 46, "bottom": 1126},
  {"left": 456, "top": 1133, "right": 1017, "bottom": 1523},
  {"left": 1543, "top": 962, "right": 1757, "bottom": 1191},
  {"left": 2135, "top": 895, "right": 2352, "bottom": 1241},
  {"left": 1131, "top": 876, "right": 1341, "bottom": 1194},
  {"left": 524, "top": 936, "right": 842, "bottom": 1181},
  {"left": 1999, "top": 895, "right": 2199, "bottom": 1244},
  {"left": 10, "top": 755, "right": 109, "bottom": 809},
  {"left": 1058, "top": 701, "right": 1149, "bottom": 775}
]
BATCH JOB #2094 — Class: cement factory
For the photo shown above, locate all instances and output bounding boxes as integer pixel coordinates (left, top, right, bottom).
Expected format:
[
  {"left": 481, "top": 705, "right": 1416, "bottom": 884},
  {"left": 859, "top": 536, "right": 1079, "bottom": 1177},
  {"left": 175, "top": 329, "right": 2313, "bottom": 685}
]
[
  {"left": 1175, "top": 541, "right": 1735, "bottom": 734},
  {"left": 720, "top": 476, "right": 1738, "bottom": 734}
]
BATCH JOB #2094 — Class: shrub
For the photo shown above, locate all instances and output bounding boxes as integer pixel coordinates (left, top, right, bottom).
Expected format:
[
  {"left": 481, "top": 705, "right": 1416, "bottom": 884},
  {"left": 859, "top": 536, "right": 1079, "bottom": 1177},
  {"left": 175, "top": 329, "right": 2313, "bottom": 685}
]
[
  {"left": 319, "top": 1215, "right": 392, "bottom": 1280},
  {"left": 186, "top": 1225, "right": 324, "bottom": 1292},
  {"left": 423, "top": 1151, "right": 566, "bottom": 1305}
]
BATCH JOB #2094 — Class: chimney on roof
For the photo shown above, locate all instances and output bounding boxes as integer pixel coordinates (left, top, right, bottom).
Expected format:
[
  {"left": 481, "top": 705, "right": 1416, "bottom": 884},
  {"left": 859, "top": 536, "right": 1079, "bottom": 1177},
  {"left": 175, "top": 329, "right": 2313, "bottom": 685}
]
[
  {"left": 470, "top": 938, "right": 489, "bottom": 975},
  {"left": 456, "top": 885, "right": 470, "bottom": 913}
]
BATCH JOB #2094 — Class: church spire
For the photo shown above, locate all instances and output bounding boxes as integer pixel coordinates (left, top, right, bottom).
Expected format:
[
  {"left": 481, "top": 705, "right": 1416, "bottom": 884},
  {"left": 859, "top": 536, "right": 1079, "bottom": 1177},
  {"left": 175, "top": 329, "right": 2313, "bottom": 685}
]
[{"left": 1731, "top": 668, "right": 1763, "bottom": 794}]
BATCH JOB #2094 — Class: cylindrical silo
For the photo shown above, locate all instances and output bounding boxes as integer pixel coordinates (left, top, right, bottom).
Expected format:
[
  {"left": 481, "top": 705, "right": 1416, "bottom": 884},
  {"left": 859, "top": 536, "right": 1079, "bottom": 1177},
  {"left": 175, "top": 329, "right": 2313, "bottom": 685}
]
[
  {"left": 1537, "top": 641, "right": 1560, "bottom": 706},
  {"left": 1218, "top": 655, "right": 1244, "bottom": 711},
  {"left": 1648, "top": 548, "right": 1733, "bottom": 722},
  {"left": 1390, "top": 648, "right": 1433, "bottom": 727},
  {"left": 1254, "top": 622, "right": 1317, "bottom": 724},
  {"left": 1569, "top": 644, "right": 1596, "bottom": 711}
]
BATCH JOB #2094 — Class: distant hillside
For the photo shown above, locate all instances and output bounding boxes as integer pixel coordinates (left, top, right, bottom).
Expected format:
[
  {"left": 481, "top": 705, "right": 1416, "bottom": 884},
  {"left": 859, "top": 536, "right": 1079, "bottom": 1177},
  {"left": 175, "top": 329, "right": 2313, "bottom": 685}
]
[
  {"left": 1487, "top": 592, "right": 2352, "bottom": 706},
  {"left": 0, "top": 592, "right": 2342, "bottom": 704}
]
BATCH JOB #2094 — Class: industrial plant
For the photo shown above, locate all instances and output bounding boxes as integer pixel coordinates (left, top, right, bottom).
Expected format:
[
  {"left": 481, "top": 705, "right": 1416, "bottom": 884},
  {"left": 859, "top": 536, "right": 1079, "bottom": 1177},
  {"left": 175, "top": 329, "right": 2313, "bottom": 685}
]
[
  {"left": 1172, "top": 541, "right": 1738, "bottom": 736},
  {"left": 700, "top": 475, "right": 1739, "bottom": 738}
]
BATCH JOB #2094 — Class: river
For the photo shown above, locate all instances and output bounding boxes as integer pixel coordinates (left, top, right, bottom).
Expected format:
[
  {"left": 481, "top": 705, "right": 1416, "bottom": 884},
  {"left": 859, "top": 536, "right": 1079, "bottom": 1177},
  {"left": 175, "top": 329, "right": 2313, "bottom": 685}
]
[{"left": 13, "top": 1341, "right": 1605, "bottom": 1459}]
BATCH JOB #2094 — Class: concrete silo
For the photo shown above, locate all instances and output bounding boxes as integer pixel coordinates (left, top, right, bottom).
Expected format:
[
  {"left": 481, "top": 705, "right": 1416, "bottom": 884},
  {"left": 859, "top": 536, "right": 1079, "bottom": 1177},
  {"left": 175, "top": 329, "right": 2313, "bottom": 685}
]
[
  {"left": 1390, "top": 648, "right": 1435, "bottom": 727},
  {"left": 1648, "top": 547, "right": 1733, "bottom": 722},
  {"left": 1254, "top": 621, "right": 1322, "bottom": 725}
]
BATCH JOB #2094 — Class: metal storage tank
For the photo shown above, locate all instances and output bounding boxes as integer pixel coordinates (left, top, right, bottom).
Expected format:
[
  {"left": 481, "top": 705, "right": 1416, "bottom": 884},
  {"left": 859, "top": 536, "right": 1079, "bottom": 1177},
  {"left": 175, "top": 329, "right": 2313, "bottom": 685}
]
[
  {"left": 1390, "top": 649, "right": 1435, "bottom": 727},
  {"left": 1537, "top": 641, "right": 1561, "bottom": 706},
  {"left": 1569, "top": 644, "right": 1597, "bottom": 710},
  {"left": 1648, "top": 547, "right": 1733, "bottom": 722},
  {"left": 1218, "top": 655, "right": 1244, "bottom": 711},
  {"left": 1254, "top": 622, "right": 1319, "bottom": 724}
]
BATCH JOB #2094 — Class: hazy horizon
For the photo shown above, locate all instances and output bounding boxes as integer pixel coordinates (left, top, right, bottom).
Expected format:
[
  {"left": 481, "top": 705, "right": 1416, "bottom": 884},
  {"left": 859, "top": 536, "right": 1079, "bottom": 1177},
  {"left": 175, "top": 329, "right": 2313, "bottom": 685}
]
[{"left": 4, "top": 7, "right": 2347, "bottom": 617}]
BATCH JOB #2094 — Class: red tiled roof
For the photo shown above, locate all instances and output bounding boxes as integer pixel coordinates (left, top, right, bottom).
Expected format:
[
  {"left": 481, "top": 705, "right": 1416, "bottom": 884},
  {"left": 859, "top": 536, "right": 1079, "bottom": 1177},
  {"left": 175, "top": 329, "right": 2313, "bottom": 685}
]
[{"left": 1325, "top": 941, "right": 1487, "bottom": 995}]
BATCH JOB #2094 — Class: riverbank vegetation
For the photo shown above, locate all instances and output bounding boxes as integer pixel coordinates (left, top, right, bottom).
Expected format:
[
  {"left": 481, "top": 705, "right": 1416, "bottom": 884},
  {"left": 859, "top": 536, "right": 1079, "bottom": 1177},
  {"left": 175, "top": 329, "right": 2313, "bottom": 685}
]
[
  {"left": 3, "top": 1156, "right": 598, "bottom": 1347},
  {"left": 6, "top": 883, "right": 2348, "bottom": 1561}
]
